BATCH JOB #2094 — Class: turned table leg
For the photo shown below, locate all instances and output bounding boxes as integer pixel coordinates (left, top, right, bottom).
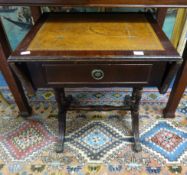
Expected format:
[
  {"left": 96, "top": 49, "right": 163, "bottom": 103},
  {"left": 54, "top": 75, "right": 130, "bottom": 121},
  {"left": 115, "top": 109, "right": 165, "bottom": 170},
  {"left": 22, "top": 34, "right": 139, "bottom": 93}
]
[
  {"left": 131, "top": 87, "right": 143, "bottom": 152},
  {"left": 54, "top": 88, "right": 67, "bottom": 153},
  {"left": 163, "top": 44, "right": 187, "bottom": 118},
  {"left": 0, "top": 18, "right": 31, "bottom": 117}
]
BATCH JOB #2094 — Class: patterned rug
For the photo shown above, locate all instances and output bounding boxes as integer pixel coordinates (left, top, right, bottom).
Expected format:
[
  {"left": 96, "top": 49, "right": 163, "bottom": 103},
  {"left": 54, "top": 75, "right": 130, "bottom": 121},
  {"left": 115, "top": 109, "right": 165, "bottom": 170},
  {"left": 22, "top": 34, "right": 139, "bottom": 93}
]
[{"left": 0, "top": 87, "right": 187, "bottom": 175}]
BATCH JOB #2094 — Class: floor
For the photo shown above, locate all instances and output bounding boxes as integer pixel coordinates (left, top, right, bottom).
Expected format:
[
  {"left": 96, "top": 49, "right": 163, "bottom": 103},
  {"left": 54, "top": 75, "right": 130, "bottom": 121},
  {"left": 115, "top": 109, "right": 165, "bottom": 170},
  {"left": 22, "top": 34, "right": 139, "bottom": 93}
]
[{"left": 0, "top": 88, "right": 186, "bottom": 174}]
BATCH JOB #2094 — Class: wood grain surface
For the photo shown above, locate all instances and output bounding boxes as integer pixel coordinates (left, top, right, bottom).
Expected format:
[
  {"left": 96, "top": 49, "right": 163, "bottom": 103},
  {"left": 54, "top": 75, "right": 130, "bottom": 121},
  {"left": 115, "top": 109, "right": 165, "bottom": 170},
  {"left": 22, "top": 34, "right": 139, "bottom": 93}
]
[{"left": 28, "top": 14, "right": 164, "bottom": 51}]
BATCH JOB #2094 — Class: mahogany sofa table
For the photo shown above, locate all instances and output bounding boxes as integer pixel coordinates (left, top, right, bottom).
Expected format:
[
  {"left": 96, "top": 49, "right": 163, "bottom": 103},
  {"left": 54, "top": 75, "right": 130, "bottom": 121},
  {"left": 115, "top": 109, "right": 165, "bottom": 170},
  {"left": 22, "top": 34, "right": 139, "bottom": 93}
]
[
  {"left": 0, "top": 1, "right": 187, "bottom": 119},
  {"left": 8, "top": 12, "right": 181, "bottom": 152}
]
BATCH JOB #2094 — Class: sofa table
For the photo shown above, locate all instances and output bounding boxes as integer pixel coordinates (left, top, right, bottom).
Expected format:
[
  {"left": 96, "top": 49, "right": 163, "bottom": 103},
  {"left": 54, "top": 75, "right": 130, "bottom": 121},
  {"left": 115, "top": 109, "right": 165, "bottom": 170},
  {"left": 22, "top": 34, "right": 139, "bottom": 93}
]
[
  {"left": 0, "top": 1, "right": 186, "bottom": 117},
  {"left": 7, "top": 12, "right": 182, "bottom": 152}
]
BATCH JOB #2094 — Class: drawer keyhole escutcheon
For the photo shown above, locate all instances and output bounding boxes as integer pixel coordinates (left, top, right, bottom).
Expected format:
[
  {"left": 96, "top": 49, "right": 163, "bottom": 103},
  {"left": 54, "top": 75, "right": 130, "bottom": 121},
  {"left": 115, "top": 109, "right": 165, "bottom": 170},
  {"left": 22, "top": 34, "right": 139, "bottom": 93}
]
[{"left": 91, "top": 69, "right": 104, "bottom": 80}]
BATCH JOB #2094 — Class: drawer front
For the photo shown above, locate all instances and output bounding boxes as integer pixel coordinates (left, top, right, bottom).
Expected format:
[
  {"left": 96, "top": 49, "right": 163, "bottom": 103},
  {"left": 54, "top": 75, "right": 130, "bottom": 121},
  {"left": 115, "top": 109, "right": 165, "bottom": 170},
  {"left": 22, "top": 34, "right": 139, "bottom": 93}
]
[{"left": 42, "top": 64, "right": 152, "bottom": 85}]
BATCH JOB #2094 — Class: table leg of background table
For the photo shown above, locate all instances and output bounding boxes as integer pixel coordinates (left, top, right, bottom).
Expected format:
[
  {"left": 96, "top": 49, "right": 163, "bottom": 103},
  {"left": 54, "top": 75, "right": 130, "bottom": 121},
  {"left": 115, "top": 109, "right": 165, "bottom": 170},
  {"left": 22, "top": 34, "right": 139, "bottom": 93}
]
[
  {"left": 157, "top": 8, "right": 168, "bottom": 27},
  {"left": 163, "top": 44, "right": 187, "bottom": 118},
  {"left": 0, "top": 18, "right": 31, "bottom": 117},
  {"left": 30, "top": 6, "right": 42, "bottom": 23}
]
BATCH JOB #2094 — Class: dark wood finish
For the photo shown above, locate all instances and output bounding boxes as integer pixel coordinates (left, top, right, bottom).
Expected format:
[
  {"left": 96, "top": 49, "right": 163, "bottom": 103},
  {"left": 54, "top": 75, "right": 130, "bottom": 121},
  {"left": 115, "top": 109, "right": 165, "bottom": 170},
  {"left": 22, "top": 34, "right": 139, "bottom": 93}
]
[
  {"left": 0, "top": 0, "right": 186, "bottom": 7},
  {"left": 43, "top": 63, "right": 153, "bottom": 85},
  {"left": 157, "top": 8, "right": 168, "bottom": 27},
  {"left": 54, "top": 88, "right": 72, "bottom": 153},
  {"left": 131, "top": 87, "right": 143, "bottom": 152},
  {"left": 159, "top": 61, "right": 182, "bottom": 94},
  {"left": 9, "top": 63, "right": 35, "bottom": 96},
  {"left": 30, "top": 6, "right": 42, "bottom": 23},
  {"left": 68, "top": 105, "right": 131, "bottom": 111},
  {"left": 54, "top": 87, "right": 144, "bottom": 153},
  {"left": 163, "top": 43, "right": 187, "bottom": 118},
  {"left": 8, "top": 13, "right": 181, "bottom": 152},
  {"left": 54, "top": 88, "right": 67, "bottom": 153},
  {"left": 0, "top": 19, "right": 31, "bottom": 117},
  {"left": 26, "top": 62, "right": 166, "bottom": 88}
]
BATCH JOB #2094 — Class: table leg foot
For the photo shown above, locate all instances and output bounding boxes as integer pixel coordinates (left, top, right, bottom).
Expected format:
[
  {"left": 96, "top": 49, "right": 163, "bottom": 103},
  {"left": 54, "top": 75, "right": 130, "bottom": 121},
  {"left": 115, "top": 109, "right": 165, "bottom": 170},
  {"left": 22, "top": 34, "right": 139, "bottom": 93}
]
[
  {"left": 163, "top": 108, "right": 175, "bottom": 118},
  {"left": 56, "top": 140, "right": 64, "bottom": 153},
  {"left": 133, "top": 142, "right": 142, "bottom": 152},
  {"left": 20, "top": 111, "right": 31, "bottom": 118},
  {"left": 19, "top": 106, "right": 32, "bottom": 118}
]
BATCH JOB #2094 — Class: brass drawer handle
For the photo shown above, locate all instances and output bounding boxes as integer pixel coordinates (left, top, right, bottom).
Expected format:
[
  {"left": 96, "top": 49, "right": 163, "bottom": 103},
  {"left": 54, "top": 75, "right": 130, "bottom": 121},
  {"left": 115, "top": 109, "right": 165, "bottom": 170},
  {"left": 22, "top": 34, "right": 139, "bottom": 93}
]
[{"left": 91, "top": 69, "right": 104, "bottom": 80}]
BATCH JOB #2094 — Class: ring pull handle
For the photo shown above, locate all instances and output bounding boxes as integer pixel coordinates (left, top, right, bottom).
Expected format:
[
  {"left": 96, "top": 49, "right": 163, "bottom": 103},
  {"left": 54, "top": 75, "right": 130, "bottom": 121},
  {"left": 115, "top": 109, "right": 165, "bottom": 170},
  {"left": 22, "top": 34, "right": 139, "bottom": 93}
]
[{"left": 91, "top": 69, "right": 104, "bottom": 80}]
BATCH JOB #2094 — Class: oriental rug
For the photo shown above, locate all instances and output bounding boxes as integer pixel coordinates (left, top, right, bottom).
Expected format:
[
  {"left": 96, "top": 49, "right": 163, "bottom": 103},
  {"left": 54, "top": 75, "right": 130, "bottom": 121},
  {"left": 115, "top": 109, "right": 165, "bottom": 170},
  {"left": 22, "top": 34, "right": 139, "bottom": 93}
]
[{"left": 0, "top": 87, "right": 186, "bottom": 175}]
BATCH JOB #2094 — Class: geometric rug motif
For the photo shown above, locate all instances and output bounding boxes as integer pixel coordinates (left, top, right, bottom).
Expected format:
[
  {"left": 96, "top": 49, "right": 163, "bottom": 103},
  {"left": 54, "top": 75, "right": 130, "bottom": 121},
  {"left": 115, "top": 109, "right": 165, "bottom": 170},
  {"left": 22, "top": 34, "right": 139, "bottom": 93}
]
[
  {"left": 140, "top": 121, "right": 187, "bottom": 163},
  {"left": 0, "top": 87, "right": 172, "bottom": 106},
  {"left": 0, "top": 120, "right": 56, "bottom": 161},
  {"left": 66, "top": 121, "right": 132, "bottom": 163},
  {"left": 0, "top": 87, "right": 187, "bottom": 174},
  {"left": 178, "top": 97, "right": 187, "bottom": 115}
]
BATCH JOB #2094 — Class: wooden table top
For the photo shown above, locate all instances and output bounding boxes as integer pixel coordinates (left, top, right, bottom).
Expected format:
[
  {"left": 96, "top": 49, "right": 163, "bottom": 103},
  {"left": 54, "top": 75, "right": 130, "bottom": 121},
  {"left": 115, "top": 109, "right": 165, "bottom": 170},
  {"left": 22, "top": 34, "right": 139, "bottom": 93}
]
[
  {"left": 28, "top": 14, "right": 164, "bottom": 51},
  {"left": 0, "top": 0, "right": 186, "bottom": 7},
  {"left": 9, "top": 13, "right": 181, "bottom": 62}
]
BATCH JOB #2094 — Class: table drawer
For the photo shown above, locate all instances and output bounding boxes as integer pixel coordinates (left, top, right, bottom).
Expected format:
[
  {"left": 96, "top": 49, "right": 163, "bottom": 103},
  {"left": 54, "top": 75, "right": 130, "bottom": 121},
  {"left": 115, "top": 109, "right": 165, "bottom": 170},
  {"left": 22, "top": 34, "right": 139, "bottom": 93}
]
[{"left": 42, "top": 64, "right": 152, "bottom": 85}]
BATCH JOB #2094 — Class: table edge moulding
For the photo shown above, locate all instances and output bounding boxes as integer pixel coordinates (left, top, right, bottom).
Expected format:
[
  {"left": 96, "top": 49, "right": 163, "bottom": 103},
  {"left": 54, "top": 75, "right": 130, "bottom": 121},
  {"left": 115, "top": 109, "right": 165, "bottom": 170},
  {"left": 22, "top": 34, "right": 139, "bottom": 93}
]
[
  {"left": 7, "top": 12, "right": 182, "bottom": 153},
  {"left": 0, "top": 0, "right": 187, "bottom": 7}
]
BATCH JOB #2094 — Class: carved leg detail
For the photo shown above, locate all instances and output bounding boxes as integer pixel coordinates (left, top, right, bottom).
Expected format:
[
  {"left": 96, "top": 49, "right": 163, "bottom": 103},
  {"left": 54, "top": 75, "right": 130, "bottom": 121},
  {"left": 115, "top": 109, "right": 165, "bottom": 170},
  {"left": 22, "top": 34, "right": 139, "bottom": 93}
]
[
  {"left": 131, "top": 87, "right": 143, "bottom": 152},
  {"left": 54, "top": 88, "right": 68, "bottom": 153}
]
